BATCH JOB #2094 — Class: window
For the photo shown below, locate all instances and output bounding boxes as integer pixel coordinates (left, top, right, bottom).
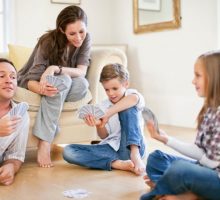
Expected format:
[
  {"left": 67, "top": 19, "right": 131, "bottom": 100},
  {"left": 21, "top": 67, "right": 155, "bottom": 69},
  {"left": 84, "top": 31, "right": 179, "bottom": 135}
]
[
  {"left": 0, "top": 0, "right": 4, "bottom": 52},
  {"left": 0, "top": 0, "right": 11, "bottom": 52}
]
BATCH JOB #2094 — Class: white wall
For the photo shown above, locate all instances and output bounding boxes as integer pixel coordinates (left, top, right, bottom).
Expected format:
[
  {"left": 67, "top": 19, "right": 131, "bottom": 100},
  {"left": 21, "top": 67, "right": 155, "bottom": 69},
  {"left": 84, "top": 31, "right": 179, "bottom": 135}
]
[{"left": 10, "top": 0, "right": 219, "bottom": 128}]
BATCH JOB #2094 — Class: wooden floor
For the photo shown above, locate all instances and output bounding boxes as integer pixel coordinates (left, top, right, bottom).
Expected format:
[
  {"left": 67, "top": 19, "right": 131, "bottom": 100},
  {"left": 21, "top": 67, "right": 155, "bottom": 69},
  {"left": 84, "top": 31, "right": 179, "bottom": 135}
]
[{"left": 0, "top": 125, "right": 196, "bottom": 200}]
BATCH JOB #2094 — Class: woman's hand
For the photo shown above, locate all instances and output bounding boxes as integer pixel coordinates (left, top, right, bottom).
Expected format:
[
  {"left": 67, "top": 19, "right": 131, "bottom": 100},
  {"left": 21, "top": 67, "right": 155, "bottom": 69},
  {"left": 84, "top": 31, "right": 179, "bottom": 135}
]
[
  {"left": 39, "top": 65, "right": 60, "bottom": 96},
  {"left": 147, "top": 121, "right": 168, "bottom": 144},
  {"left": 40, "top": 65, "right": 60, "bottom": 82},
  {"left": 39, "top": 84, "right": 58, "bottom": 97}
]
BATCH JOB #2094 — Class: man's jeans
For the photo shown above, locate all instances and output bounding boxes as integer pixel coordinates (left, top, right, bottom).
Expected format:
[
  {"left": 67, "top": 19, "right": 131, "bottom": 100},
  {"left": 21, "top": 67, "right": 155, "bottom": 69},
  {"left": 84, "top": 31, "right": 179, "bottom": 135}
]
[
  {"left": 140, "top": 150, "right": 220, "bottom": 200},
  {"left": 63, "top": 106, "right": 146, "bottom": 170}
]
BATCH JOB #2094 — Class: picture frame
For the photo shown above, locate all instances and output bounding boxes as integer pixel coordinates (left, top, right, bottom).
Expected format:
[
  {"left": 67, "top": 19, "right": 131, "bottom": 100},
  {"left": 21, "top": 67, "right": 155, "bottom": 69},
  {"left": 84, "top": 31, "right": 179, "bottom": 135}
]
[
  {"left": 138, "top": 0, "right": 161, "bottom": 11},
  {"left": 51, "top": 0, "right": 80, "bottom": 5}
]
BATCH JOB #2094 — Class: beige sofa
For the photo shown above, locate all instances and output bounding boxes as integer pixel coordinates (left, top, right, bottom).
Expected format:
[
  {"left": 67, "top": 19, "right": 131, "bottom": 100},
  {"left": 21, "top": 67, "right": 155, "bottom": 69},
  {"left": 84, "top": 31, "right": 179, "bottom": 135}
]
[{"left": 0, "top": 44, "right": 127, "bottom": 149}]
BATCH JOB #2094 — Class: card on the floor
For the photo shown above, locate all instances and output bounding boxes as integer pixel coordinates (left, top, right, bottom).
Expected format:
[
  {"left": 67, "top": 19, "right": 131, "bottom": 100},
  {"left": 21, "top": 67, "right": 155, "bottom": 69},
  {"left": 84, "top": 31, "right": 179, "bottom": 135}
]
[
  {"left": 62, "top": 189, "right": 90, "bottom": 198},
  {"left": 142, "top": 107, "right": 159, "bottom": 132},
  {"left": 46, "top": 75, "right": 67, "bottom": 92},
  {"left": 78, "top": 104, "right": 105, "bottom": 119},
  {"left": 9, "top": 102, "right": 29, "bottom": 117}
]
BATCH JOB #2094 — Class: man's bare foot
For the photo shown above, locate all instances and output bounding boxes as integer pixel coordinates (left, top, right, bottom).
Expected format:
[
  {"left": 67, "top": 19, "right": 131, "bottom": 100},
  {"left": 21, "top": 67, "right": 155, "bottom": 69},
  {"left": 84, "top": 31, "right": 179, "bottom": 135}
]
[
  {"left": 130, "top": 145, "right": 145, "bottom": 175},
  {"left": 157, "top": 192, "right": 201, "bottom": 200},
  {"left": 143, "top": 174, "right": 155, "bottom": 189},
  {"left": 37, "top": 140, "right": 54, "bottom": 168},
  {"left": 111, "top": 160, "right": 135, "bottom": 172}
]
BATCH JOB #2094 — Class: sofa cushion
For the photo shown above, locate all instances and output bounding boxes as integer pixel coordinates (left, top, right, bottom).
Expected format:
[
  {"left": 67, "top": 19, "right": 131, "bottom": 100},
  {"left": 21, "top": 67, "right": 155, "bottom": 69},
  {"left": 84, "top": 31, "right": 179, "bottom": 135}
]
[
  {"left": 13, "top": 87, "right": 92, "bottom": 111},
  {"left": 8, "top": 44, "right": 33, "bottom": 71}
]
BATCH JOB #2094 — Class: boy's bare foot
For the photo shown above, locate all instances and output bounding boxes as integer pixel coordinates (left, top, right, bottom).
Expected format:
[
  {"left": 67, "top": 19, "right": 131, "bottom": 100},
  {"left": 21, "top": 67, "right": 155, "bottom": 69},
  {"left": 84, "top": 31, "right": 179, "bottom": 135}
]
[
  {"left": 143, "top": 174, "right": 155, "bottom": 189},
  {"left": 130, "top": 145, "right": 145, "bottom": 175},
  {"left": 111, "top": 160, "right": 135, "bottom": 172},
  {"left": 37, "top": 140, "right": 54, "bottom": 168}
]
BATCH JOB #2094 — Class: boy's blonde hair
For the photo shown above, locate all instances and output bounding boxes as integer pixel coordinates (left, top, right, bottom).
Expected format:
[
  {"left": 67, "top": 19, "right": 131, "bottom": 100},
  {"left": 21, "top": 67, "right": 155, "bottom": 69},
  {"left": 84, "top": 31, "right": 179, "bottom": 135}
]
[{"left": 99, "top": 63, "right": 129, "bottom": 83}]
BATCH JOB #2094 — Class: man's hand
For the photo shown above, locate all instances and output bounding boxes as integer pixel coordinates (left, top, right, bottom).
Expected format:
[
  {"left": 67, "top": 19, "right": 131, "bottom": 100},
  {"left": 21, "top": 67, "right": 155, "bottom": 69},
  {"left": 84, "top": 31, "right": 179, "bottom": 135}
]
[{"left": 0, "top": 116, "right": 22, "bottom": 137}]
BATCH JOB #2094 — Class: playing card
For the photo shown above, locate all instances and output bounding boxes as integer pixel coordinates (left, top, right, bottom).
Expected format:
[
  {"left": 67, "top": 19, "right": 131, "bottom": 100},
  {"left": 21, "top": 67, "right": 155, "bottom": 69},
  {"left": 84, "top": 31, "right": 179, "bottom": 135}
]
[
  {"left": 55, "top": 82, "right": 67, "bottom": 92},
  {"left": 94, "top": 105, "right": 105, "bottom": 119},
  {"left": 46, "top": 75, "right": 55, "bottom": 85},
  {"left": 142, "top": 107, "right": 159, "bottom": 132},
  {"left": 78, "top": 104, "right": 105, "bottom": 119},
  {"left": 9, "top": 102, "right": 29, "bottom": 117},
  {"left": 62, "top": 189, "right": 90, "bottom": 198},
  {"left": 46, "top": 75, "right": 67, "bottom": 92}
]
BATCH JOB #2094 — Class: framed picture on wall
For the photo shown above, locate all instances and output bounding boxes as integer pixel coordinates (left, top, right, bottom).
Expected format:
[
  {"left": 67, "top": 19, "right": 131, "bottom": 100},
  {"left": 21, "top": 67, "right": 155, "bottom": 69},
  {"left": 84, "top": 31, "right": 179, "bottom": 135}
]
[
  {"left": 51, "top": 0, "right": 80, "bottom": 4},
  {"left": 138, "top": 0, "right": 161, "bottom": 11}
]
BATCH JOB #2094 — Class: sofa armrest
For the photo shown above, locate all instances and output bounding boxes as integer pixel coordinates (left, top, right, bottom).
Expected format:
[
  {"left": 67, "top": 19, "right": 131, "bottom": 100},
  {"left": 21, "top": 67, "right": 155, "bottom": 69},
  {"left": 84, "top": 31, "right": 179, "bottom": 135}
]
[{"left": 88, "top": 48, "right": 127, "bottom": 104}]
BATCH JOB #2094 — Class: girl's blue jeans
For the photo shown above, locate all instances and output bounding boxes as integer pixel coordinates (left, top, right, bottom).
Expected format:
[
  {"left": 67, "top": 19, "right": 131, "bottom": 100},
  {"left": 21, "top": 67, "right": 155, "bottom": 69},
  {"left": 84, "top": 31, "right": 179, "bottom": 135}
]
[
  {"left": 140, "top": 150, "right": 220, "bottom": 200},
  {"left": 63, "top": 106, "right": 145, "bottom": 170}
]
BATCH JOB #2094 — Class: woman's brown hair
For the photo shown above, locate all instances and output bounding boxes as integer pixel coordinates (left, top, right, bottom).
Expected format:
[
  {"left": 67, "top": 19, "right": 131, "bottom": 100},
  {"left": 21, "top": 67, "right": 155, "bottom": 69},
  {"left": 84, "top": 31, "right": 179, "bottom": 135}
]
[{"left": 38, "top": 5, "right": 87, "bottom": 66}]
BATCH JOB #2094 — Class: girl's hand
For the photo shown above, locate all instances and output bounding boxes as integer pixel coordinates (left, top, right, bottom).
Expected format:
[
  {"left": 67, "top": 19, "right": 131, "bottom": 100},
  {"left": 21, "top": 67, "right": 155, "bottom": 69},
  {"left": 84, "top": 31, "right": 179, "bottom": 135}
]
[
  {"left": 143, "top": 174, "right": 155, "bottom": 189},
  {"left": 84, "top": 114, "right": 101, "bottom": 127},
  {"left": 147, "top": 121, "right": 168, "bottom": 144},
  {"left": 0, "top": 116, "right": 22, "bottom": 136}
]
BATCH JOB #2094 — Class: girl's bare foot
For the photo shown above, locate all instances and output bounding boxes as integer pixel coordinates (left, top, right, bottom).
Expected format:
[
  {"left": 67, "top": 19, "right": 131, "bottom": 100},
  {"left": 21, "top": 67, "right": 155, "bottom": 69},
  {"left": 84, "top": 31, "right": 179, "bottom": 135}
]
[
  {"left": 157, "top": 192, "right": 201, "bottom": 200},
  {"left": 143, "top": 174, "right": 155, "bottom": 189},
  {"left": 37, "top": 140, "right": 54, "bottom": 168},
  {"left": 111, "top": 160, "right": 135, "bottom": 172},
  {"left": 130, "top": 145, "right": 145, "bottom": 175}
]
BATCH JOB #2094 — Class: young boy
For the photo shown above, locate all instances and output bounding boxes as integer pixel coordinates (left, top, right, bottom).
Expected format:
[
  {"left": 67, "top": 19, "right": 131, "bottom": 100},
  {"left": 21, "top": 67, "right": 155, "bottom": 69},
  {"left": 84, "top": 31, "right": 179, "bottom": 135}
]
[
  {"left": 0, "top": 58, "right": 29, "bottom": 185},
  {"left": 63, "top": 63, "right": 146, "bottom": 175}
]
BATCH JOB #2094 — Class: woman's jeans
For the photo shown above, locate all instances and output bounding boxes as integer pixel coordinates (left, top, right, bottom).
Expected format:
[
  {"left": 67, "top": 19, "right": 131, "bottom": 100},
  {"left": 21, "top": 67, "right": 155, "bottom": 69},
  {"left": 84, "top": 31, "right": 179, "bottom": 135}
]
[
  {"left": 140, "top": 150, "right": 220, "bottom": 200},
  {"left": 63, "top": 106, "right": 146, "bottom": 170},
  {"left": 33, "top": 75, "right": 89, "bottom": 143}
]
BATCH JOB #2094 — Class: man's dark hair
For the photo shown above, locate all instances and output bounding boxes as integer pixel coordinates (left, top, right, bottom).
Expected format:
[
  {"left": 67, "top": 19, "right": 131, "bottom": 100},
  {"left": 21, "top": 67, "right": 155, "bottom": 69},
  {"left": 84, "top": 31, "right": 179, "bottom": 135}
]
[{"left": 0, "top": 58, "right": 17, "bottom": 71}]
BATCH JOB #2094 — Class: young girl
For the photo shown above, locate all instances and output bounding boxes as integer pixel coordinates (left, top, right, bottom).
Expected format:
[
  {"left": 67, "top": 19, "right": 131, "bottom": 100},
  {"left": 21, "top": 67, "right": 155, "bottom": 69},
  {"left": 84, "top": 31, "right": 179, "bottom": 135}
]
[
  {"left": 141, "top": 51, "right": 220, "bottom": 200},
  {"left": 17, "top": 6, "right": 91, "bottom": 168},
  {"left": 63, "top": 63, "right": 146, "bottom": 175}
]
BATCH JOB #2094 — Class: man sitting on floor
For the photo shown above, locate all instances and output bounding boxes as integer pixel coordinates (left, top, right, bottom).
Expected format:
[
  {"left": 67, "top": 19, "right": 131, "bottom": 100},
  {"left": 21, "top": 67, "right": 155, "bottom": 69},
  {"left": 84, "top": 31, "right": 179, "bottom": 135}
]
[{"left": 0, "top": 58, "right": 29, "bottom": 185}]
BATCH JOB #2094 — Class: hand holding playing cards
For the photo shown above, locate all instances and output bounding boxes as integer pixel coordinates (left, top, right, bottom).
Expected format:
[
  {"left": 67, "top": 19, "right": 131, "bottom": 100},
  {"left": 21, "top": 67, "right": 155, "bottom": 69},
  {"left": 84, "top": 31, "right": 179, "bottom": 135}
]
[
  {"left": 0, "top": 116, "right": 22, "bottom": 136},
  {"left": 44, "top": 75, "right": 67, "bottom": 95},
  {"left": 78, "top": 104, "right": 105, "bottom": 120},
  {"left": 146, "top": 121, "right": 168, "bottom": 144},
  {"left": 84, "top": 114, "right": 102, "bottom": 127}
]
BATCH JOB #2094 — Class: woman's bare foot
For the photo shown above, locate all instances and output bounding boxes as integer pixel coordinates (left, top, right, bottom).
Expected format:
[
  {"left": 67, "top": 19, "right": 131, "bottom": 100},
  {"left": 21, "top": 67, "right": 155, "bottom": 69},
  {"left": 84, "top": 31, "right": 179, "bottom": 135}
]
[
  {"left": 157, "top": 192, "right": 201, "bottom": 200},
  {"left": 37, "top": 140, "right": 54, "bottom": 168},
  {"left": 143, "top": 174, "right": 155, "bottom": 189},
  {"left": 111, "top": 160, "right": 135, "bottom": 172},
  {"left": 130, "top": 145, "right": 145, "bottom": 175}
]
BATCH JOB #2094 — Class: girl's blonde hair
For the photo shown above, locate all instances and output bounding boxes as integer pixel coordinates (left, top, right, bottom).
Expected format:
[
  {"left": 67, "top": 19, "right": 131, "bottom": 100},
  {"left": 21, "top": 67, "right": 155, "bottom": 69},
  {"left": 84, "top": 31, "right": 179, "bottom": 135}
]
[
  {"left": 197, "top": 50, "right": 220, "bottom": 128},
  {"left": 99, "top": 63, "right": 129, "bottom": 83}
]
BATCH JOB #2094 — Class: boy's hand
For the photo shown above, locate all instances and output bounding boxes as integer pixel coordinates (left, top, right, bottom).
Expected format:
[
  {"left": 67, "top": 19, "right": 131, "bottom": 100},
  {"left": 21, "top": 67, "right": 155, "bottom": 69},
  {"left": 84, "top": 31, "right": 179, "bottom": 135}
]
[
  {"left": 0, "top": 116, "right": 22, "bottom": 136},
  {"left": 0, "top": 163, "right": 16, "bottom": 186},
  {"left": 84, "top": 114, "right": 102, "bottom": 127}
]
